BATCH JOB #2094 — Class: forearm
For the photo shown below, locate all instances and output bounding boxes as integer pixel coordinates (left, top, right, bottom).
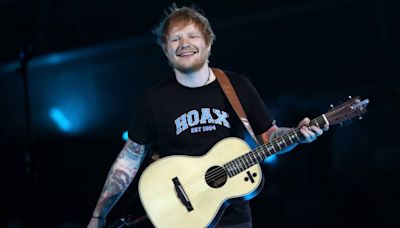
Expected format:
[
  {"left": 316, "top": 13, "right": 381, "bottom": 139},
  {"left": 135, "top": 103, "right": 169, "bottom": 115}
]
[{"left": 91, "top": 140, "right": 146, "bottom": 218}]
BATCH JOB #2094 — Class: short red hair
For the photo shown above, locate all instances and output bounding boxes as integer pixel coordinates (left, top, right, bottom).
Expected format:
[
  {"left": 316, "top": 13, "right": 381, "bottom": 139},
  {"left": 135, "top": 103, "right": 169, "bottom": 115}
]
[{"left": 153, "top": 4, "right": 216, "bottom": 47}]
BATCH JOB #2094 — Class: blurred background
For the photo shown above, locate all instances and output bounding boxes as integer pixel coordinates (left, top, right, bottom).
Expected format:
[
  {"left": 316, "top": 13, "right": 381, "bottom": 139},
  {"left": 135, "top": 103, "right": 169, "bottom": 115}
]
[{"left": 0, "top": 0, "right": 399, "bottom": 227}]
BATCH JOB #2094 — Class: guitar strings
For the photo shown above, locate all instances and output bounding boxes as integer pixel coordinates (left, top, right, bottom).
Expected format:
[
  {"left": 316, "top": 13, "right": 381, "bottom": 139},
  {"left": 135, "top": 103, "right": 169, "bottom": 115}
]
[
  {"left": 186, "top": 143, "right": 292, "bottom": 194},
  {"left": 186, "top": 129, "right": 300, "bottom": 194},
  {"left": 185, "top": 116, "right": 326, "bottom": 194},
  {"left": 187, "top": 146, "right": 264, "bottom": 187},
  {"left": 186, "top": 147, "right": 268, "bottom": 194},
  {"left": 186, "top": 126, "right": 305, "bottom": 193}
]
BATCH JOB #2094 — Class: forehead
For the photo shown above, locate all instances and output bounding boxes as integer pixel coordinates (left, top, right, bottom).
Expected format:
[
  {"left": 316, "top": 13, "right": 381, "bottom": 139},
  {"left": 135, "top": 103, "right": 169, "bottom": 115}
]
[{"left": 168, "top": 23, "right": 202, "bottom": 36}]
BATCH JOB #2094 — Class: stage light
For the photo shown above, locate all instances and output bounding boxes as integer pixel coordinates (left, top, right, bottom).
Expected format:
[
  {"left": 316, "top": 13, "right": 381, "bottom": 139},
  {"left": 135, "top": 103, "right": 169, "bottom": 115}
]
[
  {"left": 49, "top": 108, "right": 72, "bottom": 132},
  {"left": 263, "top": 154, "right": 278, "bottom": 165},
  {"left": 122, "top": 130, "right": 128, "bottom": 141}
]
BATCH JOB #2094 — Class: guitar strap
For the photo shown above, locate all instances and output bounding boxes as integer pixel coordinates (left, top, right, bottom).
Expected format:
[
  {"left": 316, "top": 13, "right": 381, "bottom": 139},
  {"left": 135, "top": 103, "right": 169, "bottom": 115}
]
[{"left": 211, "top": 67, "right": 261, "bottom": 146}]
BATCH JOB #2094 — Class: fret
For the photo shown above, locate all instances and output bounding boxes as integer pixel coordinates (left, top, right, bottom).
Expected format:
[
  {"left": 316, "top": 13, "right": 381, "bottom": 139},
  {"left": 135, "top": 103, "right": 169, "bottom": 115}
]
[
  {"left": 248, "top": 153, "right": 255, "bottom": 167},
  {"left": 240, "top": 157, "right": 246, "bottom": 171},
  {"left": 230, "top": 161, "right": 238, "bottom": 176},
  {"left": 253, "top": 151, "right": 260, "bottom": 163},
  {"left": 238, "top": 157, "right": 244, "bottom": 172},
  {"left": 252, "top": 153, "right": 257, "bottom": 166},
  {"left": 245, "top": 154, "right": 252, "bottom": 168},
  {"left": 245, "top": 154, "right": 251, "bottom": 167},
  {"left": 266, "top": 144, "right": 274, "bottom": 154},
  {"left": 229, "top": 163, "right": 234, "bottom": 177},
  {"left": 259, "top": 146, "right": 267, "bottom": 158},
  {"left": 245, "top": 155, "right": 251, "bottom": 167},
  {"left": 256, "top": 148, "right": 265, "bottom": 161},
  {"left": 237, "top": 156, "right": 244, "bottom": 170},
  {"left": 254, "top": 152, "right": 259, "bottom": 163},
  {"left": 314, "top": 119, "right": 320, "bottom": 128},
  {"left": 270, "top": 142, "right": 277, "bottom": 152},
  {"left": 273, "top": 140, "right": 282, "bottom": 151},
  {"left": 281, "top": 137, "right": 288, "bottom": 147},
  {"left": 225, "top": 163, "right": 230, "bottom": 177},
  {"left": 225, "top": 164, "right": 233, "bottom": 177},
  {"left": 288, "top": 132, "right": 294, "bottom": 144},
  {"left": 294, "top": 130, "right": 300, "bottom": 141}
]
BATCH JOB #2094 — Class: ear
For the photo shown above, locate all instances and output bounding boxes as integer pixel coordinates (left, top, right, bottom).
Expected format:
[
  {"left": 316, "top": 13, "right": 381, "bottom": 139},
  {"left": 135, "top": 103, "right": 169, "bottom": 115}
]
[
  {"left": 162, "top": 44, "right": 168, "bottom": 56},
  {"left": 207, "top": 43, "right": 212, "bottom": 54}
]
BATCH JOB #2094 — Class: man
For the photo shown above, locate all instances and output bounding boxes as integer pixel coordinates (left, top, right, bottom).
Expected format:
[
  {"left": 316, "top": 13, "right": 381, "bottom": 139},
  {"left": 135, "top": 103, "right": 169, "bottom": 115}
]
[{"left": 87, "top": 5, "right": 327, "bottom": 228}]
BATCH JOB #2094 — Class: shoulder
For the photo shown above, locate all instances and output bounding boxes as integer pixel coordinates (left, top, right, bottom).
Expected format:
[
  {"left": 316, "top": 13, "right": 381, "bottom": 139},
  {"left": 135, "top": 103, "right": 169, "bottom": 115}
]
[
  {"left": 222, "top": 70, "right": 250, "bottom": 82},
  {"left": 142, "top": 77, "right": 175, "bottom": 99},
  {"left": 220, "top": 69, "right": 255, "bottom": 90}
]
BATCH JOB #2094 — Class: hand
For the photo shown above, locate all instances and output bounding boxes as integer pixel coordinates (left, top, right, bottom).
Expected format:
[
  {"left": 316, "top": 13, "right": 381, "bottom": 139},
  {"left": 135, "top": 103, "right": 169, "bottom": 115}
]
[
  {"left": 87, "top": 217, "right": 106, "bottom": 228},
  {"left": 298, "top": 117, "right": 329, "bottom": 143}
]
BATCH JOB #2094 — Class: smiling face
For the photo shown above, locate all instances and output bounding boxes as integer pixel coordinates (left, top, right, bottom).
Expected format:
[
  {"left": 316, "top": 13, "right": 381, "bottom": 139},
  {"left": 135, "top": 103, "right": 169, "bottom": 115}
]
[{"left": 163, "top": 23, "right": 211, "bottom": 73}]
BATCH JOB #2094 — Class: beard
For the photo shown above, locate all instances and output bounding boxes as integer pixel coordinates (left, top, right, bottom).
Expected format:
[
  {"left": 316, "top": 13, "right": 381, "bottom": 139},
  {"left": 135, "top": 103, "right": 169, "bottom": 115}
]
[{"left": 170, "top": 45, "right": 210, "bottom": 74}]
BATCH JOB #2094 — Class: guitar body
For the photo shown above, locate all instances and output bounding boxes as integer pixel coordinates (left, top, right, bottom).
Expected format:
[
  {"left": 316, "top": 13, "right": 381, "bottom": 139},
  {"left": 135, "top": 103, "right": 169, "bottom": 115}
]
[{"left": 138, "top": 137, "right": 264, "bottom": 228}]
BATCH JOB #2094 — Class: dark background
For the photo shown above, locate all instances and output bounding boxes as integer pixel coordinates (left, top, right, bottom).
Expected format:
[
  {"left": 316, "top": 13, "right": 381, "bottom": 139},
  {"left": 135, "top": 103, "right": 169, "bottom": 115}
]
[{"left": 0, "top": 0, "right": 399, "bottom": 227}]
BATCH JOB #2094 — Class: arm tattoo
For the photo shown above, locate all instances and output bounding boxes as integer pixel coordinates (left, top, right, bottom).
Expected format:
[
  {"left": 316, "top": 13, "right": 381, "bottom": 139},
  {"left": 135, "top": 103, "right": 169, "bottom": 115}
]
[
  {"left": 109, "top": 169, "right": 131, "bottom": 192},
  {"left": 118, "top": 140, "right": 146, "bottom": 161},
  {"left": 93, "top": 140, "right": 146, "bottom": 217}
]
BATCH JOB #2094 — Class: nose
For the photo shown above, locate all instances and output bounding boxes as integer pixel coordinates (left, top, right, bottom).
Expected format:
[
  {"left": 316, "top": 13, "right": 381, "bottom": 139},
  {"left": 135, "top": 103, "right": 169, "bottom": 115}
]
[{"left": 179, "top": 37, "right": 191, "bottom": 47}]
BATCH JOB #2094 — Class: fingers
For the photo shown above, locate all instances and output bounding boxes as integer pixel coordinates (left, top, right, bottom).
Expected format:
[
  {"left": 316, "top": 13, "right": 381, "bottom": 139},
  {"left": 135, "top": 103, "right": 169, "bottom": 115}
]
[
  {"left": 299, "top": 117, "right": 329, "bottom": 131},
  {"left": 298, "top": 117, "right": 311, "bottom": 127},
  {"left": 298, "top": 117, "right": 330, "bottom": 143},
  {"left": 299, "top": 125, "right": 323, "bottom": 143},
  {"left": 300, "top": 126, "right": 315, "bottom": 143}
]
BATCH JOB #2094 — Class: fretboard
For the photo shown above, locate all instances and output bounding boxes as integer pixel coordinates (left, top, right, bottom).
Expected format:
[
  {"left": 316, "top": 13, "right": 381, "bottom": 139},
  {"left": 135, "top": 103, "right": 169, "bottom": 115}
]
[{"left": 223, "top": 114, "right": 328, "bottom": 177}]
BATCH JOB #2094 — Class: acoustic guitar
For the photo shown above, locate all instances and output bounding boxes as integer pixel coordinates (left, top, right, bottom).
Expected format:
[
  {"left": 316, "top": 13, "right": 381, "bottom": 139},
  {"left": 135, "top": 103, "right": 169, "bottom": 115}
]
[{"left": 138, "top": 96, "right": 369, "bottom": 228}]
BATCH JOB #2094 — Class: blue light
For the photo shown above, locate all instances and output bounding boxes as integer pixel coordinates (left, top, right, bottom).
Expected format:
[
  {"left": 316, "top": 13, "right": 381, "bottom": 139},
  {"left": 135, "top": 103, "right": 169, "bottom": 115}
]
[
  {"left": 46, "top": 54, "right": 64, "bottom": 65},
  {"left": 263, "top": 154, "right": 278, "bottom": 165},
  {"left": 122, "top": 130, "right": 128, "bottom": 141},
  {"left": 49, "top": 108, "right": 72, "bottom": 132}
]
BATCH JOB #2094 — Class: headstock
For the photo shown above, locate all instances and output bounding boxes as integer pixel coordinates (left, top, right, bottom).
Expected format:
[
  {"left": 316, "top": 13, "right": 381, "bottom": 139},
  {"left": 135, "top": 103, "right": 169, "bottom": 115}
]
[{"left": 325, "top": 96, "right": 369, "bottom": 126}]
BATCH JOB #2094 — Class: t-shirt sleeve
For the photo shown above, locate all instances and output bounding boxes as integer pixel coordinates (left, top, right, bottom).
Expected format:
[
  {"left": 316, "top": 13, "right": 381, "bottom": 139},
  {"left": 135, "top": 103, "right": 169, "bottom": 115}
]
[
  {"left": 128, "top": 94, "right": 155, "bottom": 145},
  {"left": 239, "top": 76, "right": 275, "bottom": 135}
]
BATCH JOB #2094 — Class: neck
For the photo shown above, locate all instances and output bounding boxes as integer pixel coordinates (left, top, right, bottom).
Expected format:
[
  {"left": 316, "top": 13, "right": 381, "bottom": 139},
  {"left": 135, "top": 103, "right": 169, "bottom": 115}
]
[{"left": 174, "top": 64, "right": 215, "bottom": 88}]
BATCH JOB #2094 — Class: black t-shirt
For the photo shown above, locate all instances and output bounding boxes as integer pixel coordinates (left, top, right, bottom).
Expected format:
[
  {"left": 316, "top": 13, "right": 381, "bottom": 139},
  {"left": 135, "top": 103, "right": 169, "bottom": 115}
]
[{"left": 129, "top": 70, "right": 274, "bottom": 225}]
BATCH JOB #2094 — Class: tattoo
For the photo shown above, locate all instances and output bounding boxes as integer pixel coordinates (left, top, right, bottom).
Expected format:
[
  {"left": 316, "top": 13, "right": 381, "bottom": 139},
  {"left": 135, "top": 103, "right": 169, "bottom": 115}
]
[
  {"left": 118, "top": 140, "right": 146, "bottom": 160},
  {"left": 127, "top": 140, "right": 145, "bottom": 154},
  {"left": 94, "top": 168, "right": 135, "bottom": 216},
  {"left": 96, "top": 194, "right": 120, "bottom": 216},
  {"left": 93, "top": 140, "right": 145, "bottom": 216},
  {"left": 110, "top": 169, "right": 131, "bottom": 192}
]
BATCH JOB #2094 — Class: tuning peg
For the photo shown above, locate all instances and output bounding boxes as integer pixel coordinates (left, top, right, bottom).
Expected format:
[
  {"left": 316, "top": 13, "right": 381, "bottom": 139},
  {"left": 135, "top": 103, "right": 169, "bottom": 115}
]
[
  {"left": 330, "top": 104, "right": 334, "bottom": 109},
  {"left": 348, "top": 96, "right": 352, "bottom": 99},
  {"left": 359, "top": 116, "right": 363, "bottom": 120}
]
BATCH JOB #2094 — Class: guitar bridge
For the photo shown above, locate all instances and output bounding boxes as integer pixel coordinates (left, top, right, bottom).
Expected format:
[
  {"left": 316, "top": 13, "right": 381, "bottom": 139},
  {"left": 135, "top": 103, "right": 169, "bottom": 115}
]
[{"left": 172, "top": 177, "right": 193, "bottom": 212}]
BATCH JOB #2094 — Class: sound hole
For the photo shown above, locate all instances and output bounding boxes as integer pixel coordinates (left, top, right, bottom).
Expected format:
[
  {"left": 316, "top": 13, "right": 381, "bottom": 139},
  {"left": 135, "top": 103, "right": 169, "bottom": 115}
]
[{"left": 205, "top": 166, "right": 228, "bottom": 188}]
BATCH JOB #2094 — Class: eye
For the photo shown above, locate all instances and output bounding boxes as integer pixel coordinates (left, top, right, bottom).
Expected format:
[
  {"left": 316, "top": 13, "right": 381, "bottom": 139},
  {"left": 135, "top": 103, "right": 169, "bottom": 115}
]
[{"left": 169, "top": 37, "right": 179, "bottom": 42}]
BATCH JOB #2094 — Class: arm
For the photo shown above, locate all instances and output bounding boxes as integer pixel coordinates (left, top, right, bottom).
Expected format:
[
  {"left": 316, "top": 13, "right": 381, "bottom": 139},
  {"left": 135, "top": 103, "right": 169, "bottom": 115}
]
[
  {"left": 87, "top": 139, "right": 147, "bottom": 228},
  {"left": 260, "top": 117, "right": 328, "bottom": 154}
]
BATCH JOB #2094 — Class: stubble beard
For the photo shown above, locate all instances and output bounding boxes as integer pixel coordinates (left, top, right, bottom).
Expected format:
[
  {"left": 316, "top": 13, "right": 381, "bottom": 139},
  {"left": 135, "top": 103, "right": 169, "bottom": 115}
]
[{"left": 171, "top": 51, "right": 209, "bottom": 74}]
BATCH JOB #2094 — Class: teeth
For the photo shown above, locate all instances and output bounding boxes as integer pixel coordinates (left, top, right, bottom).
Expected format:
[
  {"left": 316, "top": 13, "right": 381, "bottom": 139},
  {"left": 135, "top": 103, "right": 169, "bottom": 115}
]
[{"left": 178, "top": 51, "right": 196, "bottom": 56}]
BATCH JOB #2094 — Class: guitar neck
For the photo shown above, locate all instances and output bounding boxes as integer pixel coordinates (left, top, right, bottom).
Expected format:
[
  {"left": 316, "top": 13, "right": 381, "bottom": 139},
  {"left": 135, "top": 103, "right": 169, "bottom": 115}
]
[{"left": 223, "top": 114, "right": 328, "bottom": 178}]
